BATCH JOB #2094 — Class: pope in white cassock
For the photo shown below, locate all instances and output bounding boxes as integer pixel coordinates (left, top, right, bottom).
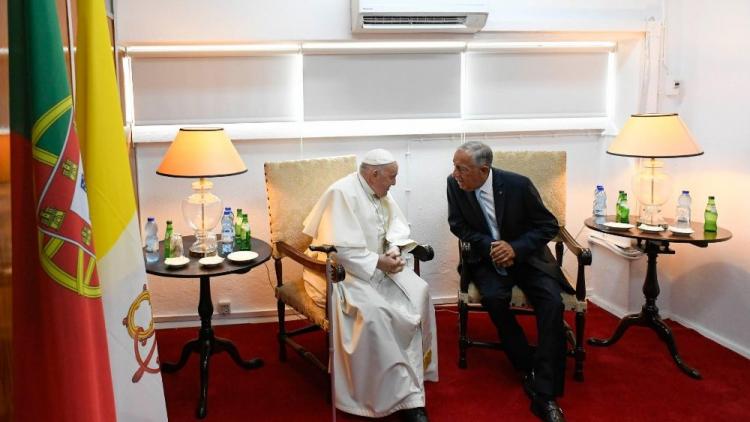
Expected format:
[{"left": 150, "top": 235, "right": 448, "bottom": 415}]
[{"left": 302, "top": 149, "right": 438, "bottom": 422}]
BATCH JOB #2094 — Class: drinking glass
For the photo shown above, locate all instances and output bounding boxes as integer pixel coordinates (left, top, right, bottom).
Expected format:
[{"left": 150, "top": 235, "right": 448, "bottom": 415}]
[
  {"left": 203, "top": 233, "right": 218, "bottom": 257},
  {"left": 170, "top": 233, "right": 184, "bottom": 258}
]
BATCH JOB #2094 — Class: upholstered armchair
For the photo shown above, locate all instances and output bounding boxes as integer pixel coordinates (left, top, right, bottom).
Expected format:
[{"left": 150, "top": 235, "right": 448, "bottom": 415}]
[
  {"left": 264, "top": 155, "right": 355, "bottom": 371},
  {"left": 457, "top": 150, "right": 591, "bottom": 381},
  {"left": 264, "top": 155, "right": 434, "bottom": 372}
]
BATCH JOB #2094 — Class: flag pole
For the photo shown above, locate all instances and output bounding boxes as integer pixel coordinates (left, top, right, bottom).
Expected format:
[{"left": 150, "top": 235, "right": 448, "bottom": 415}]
[{"left": 64, "top": 0, "right": 77, "bottom": 104}]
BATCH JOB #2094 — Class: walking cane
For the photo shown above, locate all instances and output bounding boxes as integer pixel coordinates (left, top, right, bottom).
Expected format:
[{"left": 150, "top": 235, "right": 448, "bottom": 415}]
[{"left": 310, "top": 245, "right": 346, "bottom": 422}]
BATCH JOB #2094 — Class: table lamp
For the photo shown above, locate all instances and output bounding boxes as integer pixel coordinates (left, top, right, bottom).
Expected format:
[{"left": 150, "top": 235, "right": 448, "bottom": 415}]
[
  {"left": 607, "top": 113, "right": 702, "bottom": 226},
  {"left": 156, "top": 128, "right": 247, "bottom": 255}
]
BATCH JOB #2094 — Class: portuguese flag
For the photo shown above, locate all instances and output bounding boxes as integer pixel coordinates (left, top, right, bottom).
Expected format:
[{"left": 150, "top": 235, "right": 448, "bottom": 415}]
[{"left": 9, "top": 0, "right": 116, "bottom": 420}]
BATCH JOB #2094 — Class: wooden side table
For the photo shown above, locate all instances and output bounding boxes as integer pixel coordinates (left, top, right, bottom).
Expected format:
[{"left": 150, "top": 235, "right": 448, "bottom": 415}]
[
  {"left": 584, "top": 216, "right": 732, "bottom": 379},
  {"left": 144, "top": 236, "right": 272, "bottom": 419}
]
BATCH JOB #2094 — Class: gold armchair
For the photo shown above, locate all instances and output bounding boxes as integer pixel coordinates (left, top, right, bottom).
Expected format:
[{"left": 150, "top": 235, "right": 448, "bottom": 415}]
[
  {"left": 457, "top": 151, "right": 591, "bottom": 381},
  {"left": 264, "top": 155, "right": 356, "bottom": 370},
  {"left": 264, "top": 155, "right": 434, "bottom": 373}
]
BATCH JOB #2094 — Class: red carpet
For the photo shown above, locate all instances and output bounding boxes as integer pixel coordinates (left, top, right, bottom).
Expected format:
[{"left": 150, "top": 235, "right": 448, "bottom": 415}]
[{"left": 157, "top": 304, "right": 750, "bottom": 421}]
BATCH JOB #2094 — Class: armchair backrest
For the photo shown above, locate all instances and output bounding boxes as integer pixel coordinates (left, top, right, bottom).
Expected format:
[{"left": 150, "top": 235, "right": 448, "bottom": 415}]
[
  {"left": 264, "top": 155, "right": 358, "bottom": 258},
  {"left": 492, "top": 150, "right": 566, "bottom": 227}
]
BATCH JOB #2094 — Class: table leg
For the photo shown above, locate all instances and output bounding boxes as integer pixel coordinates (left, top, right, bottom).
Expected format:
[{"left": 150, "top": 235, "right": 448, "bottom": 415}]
[
  {"left": 650, "top": 314, "right": 701, "bottom": 379},
  {"left": 214, "top": 336, "right": 264, "bottom": 370},
  {"left": 160, "top": 338, "right": 199, "bottom": 373},
  {"left": 587, "top": 313, "right": 643, "bottom": 347},
  {"left": 160, "top": 275, "right": 265, "bottom": 419},
  {"left": 588, "top": 241, "right": 701, "bottom": 379},
  {"left": 196, "top": 336, "right": 212, "bottom": 419}
]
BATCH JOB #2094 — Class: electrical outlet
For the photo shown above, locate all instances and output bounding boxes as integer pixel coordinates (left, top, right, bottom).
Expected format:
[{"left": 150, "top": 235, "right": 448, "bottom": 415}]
[
  {"left": 663, "top": 72, "right": 682, "bottom": 96},
  {"left": 218, "top": 300, "right": 231, "bottom": 315}
]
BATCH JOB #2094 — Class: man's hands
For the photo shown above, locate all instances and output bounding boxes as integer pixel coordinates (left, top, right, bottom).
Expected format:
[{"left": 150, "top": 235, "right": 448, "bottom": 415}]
[
  {"left": 377, "top": 246, "right": 406, "bottom": 274},
  {"left": 490, "top": 240, "right": 515, "bottom": 268}
]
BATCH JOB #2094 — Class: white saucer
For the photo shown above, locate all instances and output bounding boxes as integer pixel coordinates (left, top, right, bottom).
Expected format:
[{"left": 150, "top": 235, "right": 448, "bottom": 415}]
[
  {"left": 638, "top": 224, "right": 665, "bottom": 233},
  {"left": 164, "top": 256, "right": 190, "bottom": 268},
  {"left": 227, "top": 251, "right": 259, "bottom": 263},
  {"left": 602, "top": 221, "right": 635, "bottom": 230},
  {"left": 668, "top": 226, "right": 694, "bottom": 235},
  {"left": 199, "top": 256, "right": 224, "bottom": 267}
]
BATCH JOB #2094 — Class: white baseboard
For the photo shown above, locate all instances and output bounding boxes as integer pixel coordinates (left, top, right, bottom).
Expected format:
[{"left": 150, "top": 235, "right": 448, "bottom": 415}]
[
  {"left": 663, "top": 313, "right": 750, "bottom": 360},
  {"left": 432, "top": 294, "right": 458, "bottom": 305},
  {"left": 588, "top": 295, "right": 750, "bottom": 360},
  {"left": 155, "top": 308, "right": 299, "bottom": 329},
  {"left": 587, "top": 295, "right": 631, "bottom": 319},
  {"left": 156, "top": 294, "right": 750, "bottom": 359},
  {"left": 155, "top": 294, "right": 460, "bottom": 329}
]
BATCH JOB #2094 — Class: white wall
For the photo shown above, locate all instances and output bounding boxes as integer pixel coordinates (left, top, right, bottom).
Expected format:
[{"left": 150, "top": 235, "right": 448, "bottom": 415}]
[
  {"left": 651, "top": 0, "right": 750, "bottom": 356},
  {"left": 584, "top": 0, "right": 750, "bottom": 358},
  {"left": 117, "top": 1, "right": 679, "bottom": 329},
  {"left": 114, "top": 0, "right": 661, "bottom": 43},
  {"left": 136, "top": 132, "right": 603, "bottom": 320}
]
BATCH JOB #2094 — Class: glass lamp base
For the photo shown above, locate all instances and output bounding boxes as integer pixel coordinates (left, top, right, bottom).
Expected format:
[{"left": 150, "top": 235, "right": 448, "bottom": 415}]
[
  {"left": 633, "top": 159, "right": 671, "bottom": 227},
  {"left": 189, "top": 232, "right": 218, "bottom": 256},
  {"left": 638, "top": 204, "right": 666, "bottom": 226}
]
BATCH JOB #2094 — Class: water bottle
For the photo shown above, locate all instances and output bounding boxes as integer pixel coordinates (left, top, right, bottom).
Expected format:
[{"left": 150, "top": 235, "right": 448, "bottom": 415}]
[
  {"left": 224, "top": 207, "right": 235, "bottom": 226},
  {"left": 616, "top": 191, "right": 630, "bottom": 223},
  {"left": 704, "top": 196, "right": 718, "bottom": 232},
  {"left": 219, "top": 209, "right": 235, "bottom": 257},
  {"left": 163, "top": 220, "right": 174, "bottom": 259},
  {"left": 675, "top": 190, "right": 692, "bottom": 228},
  {"left": 144, "top": 217, "right": 159, "bottom": 263},
  {"left": 593, "top": 185, "right": 607, "bottom": 217}
]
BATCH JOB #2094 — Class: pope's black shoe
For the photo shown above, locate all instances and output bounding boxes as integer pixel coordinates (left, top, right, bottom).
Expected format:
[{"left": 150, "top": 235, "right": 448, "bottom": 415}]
[
  {"left": 400, "top": 407, "right": 429, "bottom": 422},
  {"left": 530, "top": 396, "right": 565, "bottom": 422}
]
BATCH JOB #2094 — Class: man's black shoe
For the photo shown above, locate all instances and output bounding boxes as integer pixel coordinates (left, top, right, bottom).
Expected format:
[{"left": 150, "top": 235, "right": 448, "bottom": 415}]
[
  {"left": 522, "top": 371, "right": 536, "bottom": 400},
  {"left": 400, "top": 407, "right": 429, "bottom": 422},
  {"left": 530, "top": 396, "right": 565, "bottom": 422}
]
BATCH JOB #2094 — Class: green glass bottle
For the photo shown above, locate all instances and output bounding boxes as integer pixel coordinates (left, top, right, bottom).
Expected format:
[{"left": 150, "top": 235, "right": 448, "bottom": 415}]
[
  {"left": 242, "top": 214, "right": 252, "bottom": 251},
  {"left": 617, "top": 192, "right": 630, "bottom": 223},
  {"left": 235, "top": 209, "right": 243, "bottom": 227},
  {"left": 704, "top": 196, "right": 718, "bottom": 232},
  {"left": 234, "top": 209, "right": 243, "bottom": 250},
  {"left": 163, "top": 220, "right": 173, "bottom": 259}
]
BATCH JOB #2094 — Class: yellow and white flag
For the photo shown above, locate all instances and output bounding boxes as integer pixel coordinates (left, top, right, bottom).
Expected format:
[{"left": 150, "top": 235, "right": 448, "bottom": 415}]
[{"left": 75, "top": 0, "right": 168, "bottom": 420}]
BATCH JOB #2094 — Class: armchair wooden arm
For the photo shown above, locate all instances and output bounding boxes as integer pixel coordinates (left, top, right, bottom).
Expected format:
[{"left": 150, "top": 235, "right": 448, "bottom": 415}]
[
  {"left": 559, "top": 227, "right": 592, "bottom": 264},
  {"left": 557, "top": 227, "right": 592, "bottom": 301},
  {"left": 458, "top": 240, "right": 472, "bottom": 294},
  {"left": 309, "top": 244, "right": 346, "bottom": 284},
  {"left": 276, "top": 241, "right": 326, "bottom": 275},
  {"left": 278, "top": 240, "right": 434, "bottom": 280}
]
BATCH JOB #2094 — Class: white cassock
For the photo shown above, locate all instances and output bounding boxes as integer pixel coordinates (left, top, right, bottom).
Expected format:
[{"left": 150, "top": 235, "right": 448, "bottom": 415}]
[{"left": 302, "top": 172, "right": 439, "bottom": 418}]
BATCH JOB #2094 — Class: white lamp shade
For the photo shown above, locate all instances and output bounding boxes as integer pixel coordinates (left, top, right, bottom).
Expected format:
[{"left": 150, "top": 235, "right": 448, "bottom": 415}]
[{"left": 607, "top": 113, "right": 703, "bottom": 158}]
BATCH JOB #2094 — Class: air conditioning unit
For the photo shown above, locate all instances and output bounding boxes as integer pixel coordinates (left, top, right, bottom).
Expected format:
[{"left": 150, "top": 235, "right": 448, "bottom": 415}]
[{"left": 352, "top": 0, "right": 489, "bottom": 33}]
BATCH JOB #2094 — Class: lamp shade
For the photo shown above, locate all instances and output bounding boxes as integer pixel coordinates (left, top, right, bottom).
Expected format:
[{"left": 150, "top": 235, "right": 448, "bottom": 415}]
[
  {"left": 156, "top": 127, "right": 247, "bottom": 178},
  {"left": 607, "top": 113, "right": 703, "bottom": 158}
]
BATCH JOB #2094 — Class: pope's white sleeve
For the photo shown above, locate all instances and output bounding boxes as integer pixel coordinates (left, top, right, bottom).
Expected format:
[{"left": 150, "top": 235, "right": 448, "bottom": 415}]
[{"left": 335, "top": 245, "right": 379, "bottom": 281}]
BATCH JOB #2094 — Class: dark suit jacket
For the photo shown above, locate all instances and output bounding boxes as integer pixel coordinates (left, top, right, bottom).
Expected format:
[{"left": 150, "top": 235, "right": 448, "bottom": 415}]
[{"left": 447, "top": 168, "right": 573, "bottom": 293}]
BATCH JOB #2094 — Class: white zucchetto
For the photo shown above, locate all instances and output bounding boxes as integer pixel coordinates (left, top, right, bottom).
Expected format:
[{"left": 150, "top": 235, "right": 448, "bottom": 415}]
[{"left": 362, "top": 148, "right": 396, "bottom": 165}]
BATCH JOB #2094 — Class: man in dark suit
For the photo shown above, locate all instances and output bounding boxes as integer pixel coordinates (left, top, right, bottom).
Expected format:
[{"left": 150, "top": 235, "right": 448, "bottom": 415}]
[{"left": 447, "top": 141, "right": 572, "bottom": 422}]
